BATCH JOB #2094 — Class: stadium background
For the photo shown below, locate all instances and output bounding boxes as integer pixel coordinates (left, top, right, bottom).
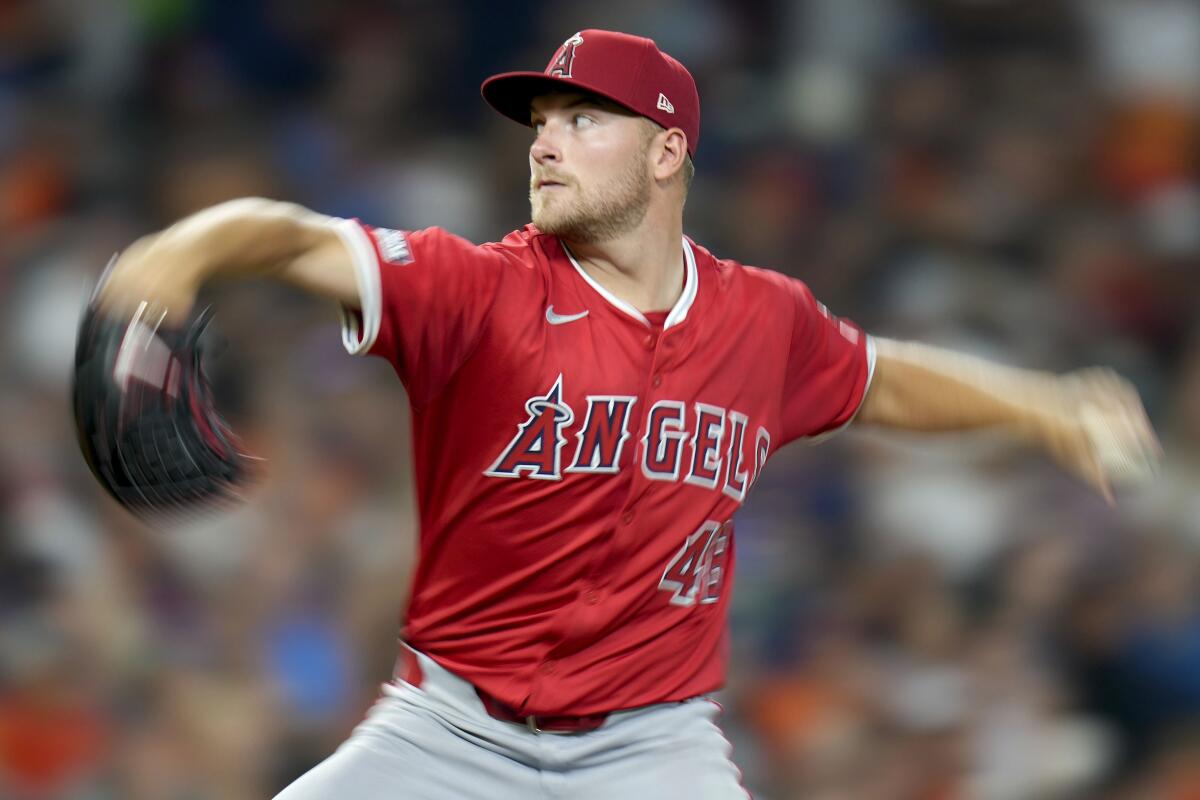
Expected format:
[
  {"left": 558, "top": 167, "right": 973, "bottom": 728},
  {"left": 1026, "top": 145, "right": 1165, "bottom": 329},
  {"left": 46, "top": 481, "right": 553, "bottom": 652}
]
[{"left": 3, "top": 1, "right": 1200, "bottom": 797}]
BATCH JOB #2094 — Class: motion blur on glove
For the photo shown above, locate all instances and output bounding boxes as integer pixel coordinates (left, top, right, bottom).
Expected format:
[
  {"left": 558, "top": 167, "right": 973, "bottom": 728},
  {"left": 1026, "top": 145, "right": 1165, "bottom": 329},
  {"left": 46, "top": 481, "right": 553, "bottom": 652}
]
[{"left": 72, "top": 258, "right": 259, "bottom": 519}]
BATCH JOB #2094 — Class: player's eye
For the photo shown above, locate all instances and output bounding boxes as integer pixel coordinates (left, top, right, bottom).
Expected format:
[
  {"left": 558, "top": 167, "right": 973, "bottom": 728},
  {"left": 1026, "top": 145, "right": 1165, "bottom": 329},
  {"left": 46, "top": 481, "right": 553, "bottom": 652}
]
[{"left": 573, "top": 113, "right": 595, "bottom": 128}]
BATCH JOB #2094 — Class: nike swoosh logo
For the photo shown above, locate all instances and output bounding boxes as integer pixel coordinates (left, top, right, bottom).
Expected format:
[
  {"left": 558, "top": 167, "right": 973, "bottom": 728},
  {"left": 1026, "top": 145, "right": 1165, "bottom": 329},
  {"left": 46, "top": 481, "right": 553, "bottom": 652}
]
[{"left": 545, "top": 306, "right": 589, "bottom": 325}]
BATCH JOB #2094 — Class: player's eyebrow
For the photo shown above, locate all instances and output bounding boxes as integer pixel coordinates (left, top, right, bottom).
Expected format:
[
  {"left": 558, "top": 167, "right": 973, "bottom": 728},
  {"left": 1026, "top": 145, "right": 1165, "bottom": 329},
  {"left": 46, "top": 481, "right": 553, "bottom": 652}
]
[
  {"left": 564, "top": 97, "right": 621, "bottom": 111},
  {"left": 530, "top": 93, "right": 630, "bottom": 121}
]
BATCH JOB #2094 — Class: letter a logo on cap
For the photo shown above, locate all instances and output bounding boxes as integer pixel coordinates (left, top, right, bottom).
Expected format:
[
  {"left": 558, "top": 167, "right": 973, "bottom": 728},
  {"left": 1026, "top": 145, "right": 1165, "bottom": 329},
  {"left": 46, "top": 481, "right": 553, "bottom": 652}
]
[{"left": 548, "top": 32, "right": 584, "bottom": 78}]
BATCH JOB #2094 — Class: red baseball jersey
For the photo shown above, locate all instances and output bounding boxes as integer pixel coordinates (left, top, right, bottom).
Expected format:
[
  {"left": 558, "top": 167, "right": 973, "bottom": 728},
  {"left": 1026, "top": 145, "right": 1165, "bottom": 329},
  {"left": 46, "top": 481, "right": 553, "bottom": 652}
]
[{"left": 333, "top": 219, "right": 874, "bottom": 716}]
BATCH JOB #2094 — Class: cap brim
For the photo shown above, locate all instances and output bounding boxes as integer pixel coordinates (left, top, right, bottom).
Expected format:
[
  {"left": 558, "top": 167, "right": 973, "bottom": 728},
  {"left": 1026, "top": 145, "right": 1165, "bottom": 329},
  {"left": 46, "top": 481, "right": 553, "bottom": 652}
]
[{"left": 480, "top": 71, "right": 635, "bottom": 128}]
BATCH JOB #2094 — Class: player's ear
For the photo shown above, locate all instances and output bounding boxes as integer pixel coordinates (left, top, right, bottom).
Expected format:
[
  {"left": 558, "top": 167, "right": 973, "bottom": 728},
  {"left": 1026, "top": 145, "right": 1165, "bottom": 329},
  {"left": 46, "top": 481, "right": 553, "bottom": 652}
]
[{"left": 652, "top": 128, "right": 688, "bottom": 185}]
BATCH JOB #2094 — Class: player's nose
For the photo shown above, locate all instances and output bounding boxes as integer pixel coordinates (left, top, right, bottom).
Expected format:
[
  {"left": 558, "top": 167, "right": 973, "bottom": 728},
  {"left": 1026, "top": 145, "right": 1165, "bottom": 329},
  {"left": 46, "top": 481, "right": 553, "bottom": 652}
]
[{"left": 530, "top": 128, "right": 562, "bottom": 165}]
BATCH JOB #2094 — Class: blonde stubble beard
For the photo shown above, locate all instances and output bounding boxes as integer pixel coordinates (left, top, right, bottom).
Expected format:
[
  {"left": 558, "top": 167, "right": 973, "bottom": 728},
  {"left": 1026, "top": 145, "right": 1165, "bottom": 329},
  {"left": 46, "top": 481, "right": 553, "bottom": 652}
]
[{"left": 529, "top": 142, "right": 653, "bottom": 245}]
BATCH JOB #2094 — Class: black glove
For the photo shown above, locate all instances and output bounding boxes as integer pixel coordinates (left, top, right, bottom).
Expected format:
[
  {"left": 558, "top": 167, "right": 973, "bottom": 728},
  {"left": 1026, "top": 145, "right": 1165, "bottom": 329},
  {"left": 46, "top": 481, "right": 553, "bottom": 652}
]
[{"left": 72, "top": 280, "right": 259, "bottom": 519}]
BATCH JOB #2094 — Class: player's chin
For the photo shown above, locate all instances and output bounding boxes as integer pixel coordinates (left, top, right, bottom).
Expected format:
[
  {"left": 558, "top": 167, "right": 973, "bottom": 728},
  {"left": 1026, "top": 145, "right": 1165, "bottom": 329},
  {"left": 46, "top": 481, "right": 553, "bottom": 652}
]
[{"left": 531, "top": 186, "right": 572, "bottom": 212}]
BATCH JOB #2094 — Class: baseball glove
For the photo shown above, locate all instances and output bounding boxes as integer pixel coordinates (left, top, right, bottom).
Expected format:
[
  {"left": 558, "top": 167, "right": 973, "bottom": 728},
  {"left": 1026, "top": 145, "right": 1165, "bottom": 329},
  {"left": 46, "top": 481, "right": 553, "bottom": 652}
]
[{"left": 72, "top": 266, "right": 260, "bottom": 518}]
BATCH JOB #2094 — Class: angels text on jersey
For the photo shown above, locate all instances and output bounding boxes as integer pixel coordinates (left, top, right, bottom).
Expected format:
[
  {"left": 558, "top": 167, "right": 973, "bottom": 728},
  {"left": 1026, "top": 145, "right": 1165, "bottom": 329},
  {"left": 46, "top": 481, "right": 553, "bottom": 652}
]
[{"left": 484, "top": 374, "right": 771, "bottom": 504}]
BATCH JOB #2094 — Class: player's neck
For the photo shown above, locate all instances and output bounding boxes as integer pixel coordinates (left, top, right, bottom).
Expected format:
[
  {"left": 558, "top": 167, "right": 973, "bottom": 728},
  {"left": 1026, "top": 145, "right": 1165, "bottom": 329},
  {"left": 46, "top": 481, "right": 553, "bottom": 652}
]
[{"left": 561, "top": 212, "right": 685, "bottom": 314}]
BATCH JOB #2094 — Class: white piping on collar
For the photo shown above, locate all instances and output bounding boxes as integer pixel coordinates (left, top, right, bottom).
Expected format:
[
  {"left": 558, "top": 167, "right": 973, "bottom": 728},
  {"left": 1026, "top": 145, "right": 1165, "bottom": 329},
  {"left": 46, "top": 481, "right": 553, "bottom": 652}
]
[{"left": 560, "top": 237, "right": 698, "bottom": 330}]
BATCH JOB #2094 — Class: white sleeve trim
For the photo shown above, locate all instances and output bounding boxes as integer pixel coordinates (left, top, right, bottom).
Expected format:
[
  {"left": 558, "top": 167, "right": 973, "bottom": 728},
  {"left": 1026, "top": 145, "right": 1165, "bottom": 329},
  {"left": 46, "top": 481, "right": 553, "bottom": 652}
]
[
  {"left": 804, "top": 334, "right": 877, "bottom": 445},
  {"left": 330, "top": 218, "right": 382, "bottom": 356}
]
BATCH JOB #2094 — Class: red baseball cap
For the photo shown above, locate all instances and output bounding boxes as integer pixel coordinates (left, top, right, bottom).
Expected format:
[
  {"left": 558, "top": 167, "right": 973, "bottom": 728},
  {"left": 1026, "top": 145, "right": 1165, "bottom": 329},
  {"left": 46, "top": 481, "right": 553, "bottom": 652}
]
[{"left": 481, "top": 29, "right": 701, "bottom": 157}]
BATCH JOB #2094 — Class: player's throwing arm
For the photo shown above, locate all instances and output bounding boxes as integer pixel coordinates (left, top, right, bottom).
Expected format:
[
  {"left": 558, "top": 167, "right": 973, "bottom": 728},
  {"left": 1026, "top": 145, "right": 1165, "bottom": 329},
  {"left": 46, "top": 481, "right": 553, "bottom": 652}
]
[{"left": 858, "top": 338, "right": 1162, "bottom": 505}]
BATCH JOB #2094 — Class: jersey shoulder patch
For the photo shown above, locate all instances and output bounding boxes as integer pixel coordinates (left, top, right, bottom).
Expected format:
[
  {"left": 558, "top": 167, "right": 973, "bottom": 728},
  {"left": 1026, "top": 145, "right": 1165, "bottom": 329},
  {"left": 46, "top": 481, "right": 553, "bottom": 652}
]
[{"left": 371, "top": 228, "right": 414, "bottom": 265}]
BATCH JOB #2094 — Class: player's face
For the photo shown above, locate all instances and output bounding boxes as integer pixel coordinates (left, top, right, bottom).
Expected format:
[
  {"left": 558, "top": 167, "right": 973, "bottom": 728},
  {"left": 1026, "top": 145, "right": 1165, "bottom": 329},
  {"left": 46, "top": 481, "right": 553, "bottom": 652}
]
[{"left": 528, "top": 92, "right": 655, "bottom": 243}]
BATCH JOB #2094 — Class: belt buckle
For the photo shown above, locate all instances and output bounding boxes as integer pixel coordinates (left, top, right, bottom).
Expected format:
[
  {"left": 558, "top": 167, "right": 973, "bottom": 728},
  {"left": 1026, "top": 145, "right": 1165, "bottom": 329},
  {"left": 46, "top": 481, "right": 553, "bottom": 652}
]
[{"left": 525, "top": 715, "right": 541, "bottom": 734}]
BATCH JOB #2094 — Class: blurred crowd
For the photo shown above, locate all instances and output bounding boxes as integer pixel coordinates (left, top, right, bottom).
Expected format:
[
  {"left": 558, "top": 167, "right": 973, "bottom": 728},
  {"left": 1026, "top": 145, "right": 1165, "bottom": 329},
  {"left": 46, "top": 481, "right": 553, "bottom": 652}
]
[{"left": 2, "top": 0, "right": 1200, "bottom": 798}]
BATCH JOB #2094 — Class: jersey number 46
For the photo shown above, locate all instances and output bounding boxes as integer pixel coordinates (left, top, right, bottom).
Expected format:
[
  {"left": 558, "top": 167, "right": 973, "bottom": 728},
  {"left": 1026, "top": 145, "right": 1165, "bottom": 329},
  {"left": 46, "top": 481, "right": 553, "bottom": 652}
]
[{"left": 658, "top": 520, "right": 731, "bottom": 607}]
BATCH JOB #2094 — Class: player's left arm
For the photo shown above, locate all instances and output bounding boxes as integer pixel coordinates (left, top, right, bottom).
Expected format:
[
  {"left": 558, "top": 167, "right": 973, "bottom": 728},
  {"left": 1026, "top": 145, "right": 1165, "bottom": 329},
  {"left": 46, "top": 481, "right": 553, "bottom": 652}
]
[{"left": 855, "top": 337, "right": 1162, "bottom": 504}]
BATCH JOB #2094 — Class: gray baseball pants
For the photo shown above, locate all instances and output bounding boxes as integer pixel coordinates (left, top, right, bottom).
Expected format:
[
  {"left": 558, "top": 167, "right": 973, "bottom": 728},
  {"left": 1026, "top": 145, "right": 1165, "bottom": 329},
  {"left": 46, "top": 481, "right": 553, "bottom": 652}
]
[{"left": 272, "top": 646, "right": 749, "bottom": 799}]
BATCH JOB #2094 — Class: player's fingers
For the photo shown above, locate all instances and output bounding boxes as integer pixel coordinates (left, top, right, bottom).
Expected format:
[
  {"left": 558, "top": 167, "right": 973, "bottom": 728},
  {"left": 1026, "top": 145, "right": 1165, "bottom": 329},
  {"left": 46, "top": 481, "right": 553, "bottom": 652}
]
[
  {"left": 1078, "top": 430, "right": 1117, "bottom": 507},
  {"left": 1074, "top": 369, "right": 1128, "bottom": 408},
  {"left": 1074, "top": 369, "right": 1161, "bottom": 460},
  {"left": 1122, "top": 400, "right": 1161, "bottom": 460},
  {"left": 1123, "top": 390, "right": 1163, "bottom": 458},
  {"left": 1107, "top": 384, "right": 1161, "bottom": 461}
]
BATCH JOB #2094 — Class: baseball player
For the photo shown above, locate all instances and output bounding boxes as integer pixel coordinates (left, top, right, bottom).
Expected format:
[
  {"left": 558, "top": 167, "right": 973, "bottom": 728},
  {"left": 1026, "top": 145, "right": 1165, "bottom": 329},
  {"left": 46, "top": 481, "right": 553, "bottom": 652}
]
[{"left": 95, "top": 29, "right": 1159, "bottom": 800}]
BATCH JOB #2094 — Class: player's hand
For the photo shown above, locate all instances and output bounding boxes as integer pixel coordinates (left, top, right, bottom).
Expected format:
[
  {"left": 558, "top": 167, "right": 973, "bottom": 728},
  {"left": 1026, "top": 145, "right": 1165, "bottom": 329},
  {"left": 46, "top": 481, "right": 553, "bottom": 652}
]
[
  {"left": 1037, "top": 368, "right": 1162, "bottom": 506},
  {"left": 93, "top": 232, "right": 202, "bottom": 325}
]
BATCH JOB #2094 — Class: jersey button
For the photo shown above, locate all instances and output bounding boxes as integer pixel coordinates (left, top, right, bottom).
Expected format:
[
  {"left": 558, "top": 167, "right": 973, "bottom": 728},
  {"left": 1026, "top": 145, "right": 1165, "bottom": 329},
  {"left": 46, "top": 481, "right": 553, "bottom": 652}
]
[
  {"left": 539, "top": 660, "right": 556, "bottom": 675},
  {"left": 583, "top": 589, "right": 600, "bottom": 605},
  {"left": 621, "top": 510, "right": 634, "bottom": 525},
  {"left": 643, "top": 334, "right": 656, "bottom": 349},
  {"left": 652, "top": 374, "right": 662, "bottom": 388}
]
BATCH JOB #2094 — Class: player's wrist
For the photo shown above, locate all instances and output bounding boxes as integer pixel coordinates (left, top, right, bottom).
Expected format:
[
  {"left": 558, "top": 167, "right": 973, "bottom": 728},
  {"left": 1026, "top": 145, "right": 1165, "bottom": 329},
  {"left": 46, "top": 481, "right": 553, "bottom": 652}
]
[{"left": 96, "top": 232, "right": 203, "bottom": 325}]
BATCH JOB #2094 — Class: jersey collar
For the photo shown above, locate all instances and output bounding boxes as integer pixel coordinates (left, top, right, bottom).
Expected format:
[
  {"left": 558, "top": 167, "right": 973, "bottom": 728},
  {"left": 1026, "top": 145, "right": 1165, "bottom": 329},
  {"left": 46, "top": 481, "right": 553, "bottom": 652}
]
[{"left": 559, "top": 237, "right": 698, "bottom": 330}]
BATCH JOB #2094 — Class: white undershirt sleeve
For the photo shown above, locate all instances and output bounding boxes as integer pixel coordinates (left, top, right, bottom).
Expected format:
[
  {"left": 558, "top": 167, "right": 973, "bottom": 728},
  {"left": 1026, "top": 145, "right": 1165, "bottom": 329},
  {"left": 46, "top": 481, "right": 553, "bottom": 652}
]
[{"left": 329, "top": 218, "right": 383, "bottom": 357}]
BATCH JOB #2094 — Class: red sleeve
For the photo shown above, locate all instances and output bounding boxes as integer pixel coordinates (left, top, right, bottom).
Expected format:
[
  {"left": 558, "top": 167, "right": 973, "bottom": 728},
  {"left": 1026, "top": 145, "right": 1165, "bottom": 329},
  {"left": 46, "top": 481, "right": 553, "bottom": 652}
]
[
  {"left": 779, "top": 276, "right": 875, "bottom": 444},
  {"left": 332, "top": 218, "right": 505, "bottom": 407}
]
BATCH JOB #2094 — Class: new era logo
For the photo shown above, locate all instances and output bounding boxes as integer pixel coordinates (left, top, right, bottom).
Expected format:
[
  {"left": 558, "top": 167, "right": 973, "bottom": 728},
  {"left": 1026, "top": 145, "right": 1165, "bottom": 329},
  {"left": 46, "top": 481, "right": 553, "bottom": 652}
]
[{"left": 657, "top": 93, "right": 674, "bottom": 114}]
